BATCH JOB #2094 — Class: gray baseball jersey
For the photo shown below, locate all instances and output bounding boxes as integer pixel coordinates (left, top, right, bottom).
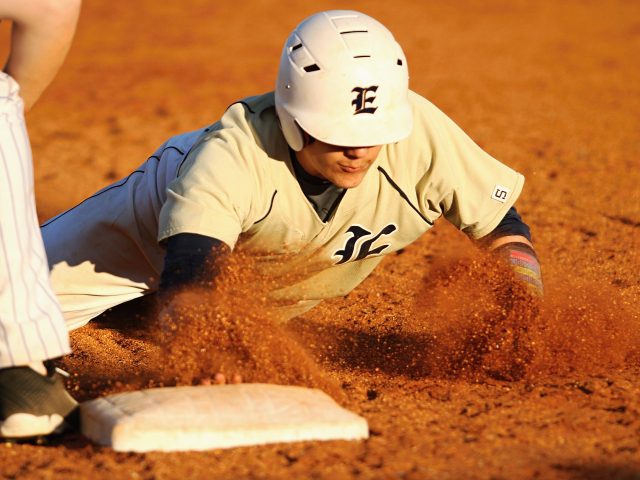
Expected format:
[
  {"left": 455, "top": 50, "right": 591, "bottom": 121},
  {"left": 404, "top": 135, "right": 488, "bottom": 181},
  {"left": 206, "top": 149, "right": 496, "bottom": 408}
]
[{"left": 43, "top": 90, "right": 523, "bottom": 328}]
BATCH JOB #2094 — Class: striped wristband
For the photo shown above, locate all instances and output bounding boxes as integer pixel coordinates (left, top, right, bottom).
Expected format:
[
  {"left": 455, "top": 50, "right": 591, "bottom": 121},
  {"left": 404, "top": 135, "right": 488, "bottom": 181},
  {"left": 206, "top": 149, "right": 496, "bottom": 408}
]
[{"left": 494, "top": 242, "right": 543, "bottom": 296}]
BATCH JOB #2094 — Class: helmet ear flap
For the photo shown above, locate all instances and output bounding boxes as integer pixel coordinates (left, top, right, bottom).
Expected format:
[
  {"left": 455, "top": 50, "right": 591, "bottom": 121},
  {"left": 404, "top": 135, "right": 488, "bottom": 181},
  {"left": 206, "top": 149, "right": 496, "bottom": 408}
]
[{"left": 276, "top": 106, "right": 304, "bottom": 151}]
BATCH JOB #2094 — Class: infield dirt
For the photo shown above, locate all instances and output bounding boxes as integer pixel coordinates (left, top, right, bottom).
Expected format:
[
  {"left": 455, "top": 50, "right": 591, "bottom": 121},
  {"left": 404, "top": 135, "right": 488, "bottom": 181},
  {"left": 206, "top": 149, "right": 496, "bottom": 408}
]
[{"left": 1, "top": 1, "right": 639, "bottom": 479}]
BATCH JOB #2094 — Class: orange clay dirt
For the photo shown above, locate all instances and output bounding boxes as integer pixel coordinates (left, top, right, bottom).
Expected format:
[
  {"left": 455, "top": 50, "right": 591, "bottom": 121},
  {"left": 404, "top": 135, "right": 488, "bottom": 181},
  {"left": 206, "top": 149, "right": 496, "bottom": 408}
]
[{"left": 2, "top": 1, "right": 640, "bottom": 479}]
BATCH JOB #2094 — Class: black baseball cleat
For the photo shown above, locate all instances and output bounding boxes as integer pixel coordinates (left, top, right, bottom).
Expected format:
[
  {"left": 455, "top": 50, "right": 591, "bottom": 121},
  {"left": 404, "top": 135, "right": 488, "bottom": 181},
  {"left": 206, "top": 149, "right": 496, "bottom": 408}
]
[{"left": 0, "top": 361, "right": 78, "bottom": 439}]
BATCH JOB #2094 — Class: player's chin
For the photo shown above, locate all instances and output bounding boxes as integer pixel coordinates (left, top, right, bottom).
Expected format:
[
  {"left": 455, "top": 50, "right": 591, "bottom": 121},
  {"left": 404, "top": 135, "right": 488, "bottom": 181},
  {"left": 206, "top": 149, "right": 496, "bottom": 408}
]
[{"left": 331, "top": 170, "right": 369, "bottom": 189}]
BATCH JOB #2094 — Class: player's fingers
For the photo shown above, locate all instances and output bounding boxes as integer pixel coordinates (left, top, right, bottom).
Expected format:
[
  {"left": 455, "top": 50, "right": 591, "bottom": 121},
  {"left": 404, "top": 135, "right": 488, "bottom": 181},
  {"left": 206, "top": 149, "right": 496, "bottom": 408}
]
[
  {"left": 214, "top": 372, "right": 226, "bottom": 385},
  {"left": 231, "top": 373, "right": 242, "bottom": 384},
  {"left": 198, "top": 377, "right": 212, "bottom": 386}
]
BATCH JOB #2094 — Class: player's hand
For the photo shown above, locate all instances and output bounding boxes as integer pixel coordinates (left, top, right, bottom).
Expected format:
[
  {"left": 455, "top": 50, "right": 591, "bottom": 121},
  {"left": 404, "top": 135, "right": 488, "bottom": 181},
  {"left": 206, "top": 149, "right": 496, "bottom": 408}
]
[{"left": 198, "top": 373, "right": 243, "bottom": 385}]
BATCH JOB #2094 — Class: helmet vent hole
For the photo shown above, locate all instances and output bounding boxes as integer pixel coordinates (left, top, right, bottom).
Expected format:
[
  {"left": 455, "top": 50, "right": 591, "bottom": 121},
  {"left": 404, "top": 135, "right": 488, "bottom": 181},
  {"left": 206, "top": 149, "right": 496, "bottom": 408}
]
[
  {"left": 336, "top": 30, "right": 370, "bottom": 58},
  {"left": 288, "top": 36, "right": 320, "bottom": 73},
  {"left": 397, "top": 59, "right": 403, "bottom": 66}
]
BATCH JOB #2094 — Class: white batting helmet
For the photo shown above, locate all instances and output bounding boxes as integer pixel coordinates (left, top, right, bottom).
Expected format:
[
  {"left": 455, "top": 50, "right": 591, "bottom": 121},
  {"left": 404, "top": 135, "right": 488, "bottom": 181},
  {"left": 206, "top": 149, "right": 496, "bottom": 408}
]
[{"left": 275, "top": 10, "right": 412, "bottom": 151}]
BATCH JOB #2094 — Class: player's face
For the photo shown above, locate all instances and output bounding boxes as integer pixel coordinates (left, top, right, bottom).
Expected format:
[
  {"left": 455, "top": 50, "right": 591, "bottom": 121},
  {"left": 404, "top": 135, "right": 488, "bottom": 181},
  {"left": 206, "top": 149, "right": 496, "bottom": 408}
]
[{"left": 296, "top": 140, "right": 383, "bottom": 189}]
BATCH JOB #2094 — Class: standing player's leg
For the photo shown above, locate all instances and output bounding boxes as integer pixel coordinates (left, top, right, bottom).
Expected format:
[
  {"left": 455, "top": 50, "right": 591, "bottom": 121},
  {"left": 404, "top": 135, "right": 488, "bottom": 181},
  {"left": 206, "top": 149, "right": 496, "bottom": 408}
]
[{"left": 0, "top": 73, "right": 77, "bottom": 439}]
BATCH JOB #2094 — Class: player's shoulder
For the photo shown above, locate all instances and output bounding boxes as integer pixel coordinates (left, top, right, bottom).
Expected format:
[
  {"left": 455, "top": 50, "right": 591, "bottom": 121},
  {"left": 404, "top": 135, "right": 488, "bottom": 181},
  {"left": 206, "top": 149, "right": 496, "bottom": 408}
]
[
  {"left": 220, "top": 91, "right": 277, "bottom": 136},
  {"left": 224, "top": 92, "right": 276, "bottom": 123},
  {"left": 407, "top": 89, "right": 451, "bottom": 123},
  {"left": 403, "top": 89, "right": 474, "bottom": 149},
  {"left": 383, "top": 91, "right": 463, "bottom": 178},
  {"left": 391, "top": 90, "right": 445, "bottom": 152},
  {"left": 220, "top": 91, "right": 284, "bottom": 154}
]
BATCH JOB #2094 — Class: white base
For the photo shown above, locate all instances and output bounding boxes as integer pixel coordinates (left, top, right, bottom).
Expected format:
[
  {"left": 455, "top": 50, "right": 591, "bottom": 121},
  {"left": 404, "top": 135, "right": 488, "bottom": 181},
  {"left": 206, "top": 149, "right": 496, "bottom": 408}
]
[{"left": 80, "top": 384, "right": 369, "bottom": 452}]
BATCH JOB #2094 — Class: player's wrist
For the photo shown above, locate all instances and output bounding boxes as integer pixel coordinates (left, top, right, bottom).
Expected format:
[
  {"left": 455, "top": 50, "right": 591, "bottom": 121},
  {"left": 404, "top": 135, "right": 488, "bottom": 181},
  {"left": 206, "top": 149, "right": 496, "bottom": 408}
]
[{"left": 493, "top": 241, "right": 543, "bottom": 296}]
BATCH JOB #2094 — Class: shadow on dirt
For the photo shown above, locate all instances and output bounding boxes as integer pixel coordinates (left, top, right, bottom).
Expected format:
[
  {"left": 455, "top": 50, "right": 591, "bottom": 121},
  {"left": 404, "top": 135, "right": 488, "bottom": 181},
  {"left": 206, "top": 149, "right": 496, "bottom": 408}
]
[
  {"left": 287, "top": 311, "right": 535, "bottom": 383},
  {"left": 552, "top": 463, "right": 640, "bottom": 480}
]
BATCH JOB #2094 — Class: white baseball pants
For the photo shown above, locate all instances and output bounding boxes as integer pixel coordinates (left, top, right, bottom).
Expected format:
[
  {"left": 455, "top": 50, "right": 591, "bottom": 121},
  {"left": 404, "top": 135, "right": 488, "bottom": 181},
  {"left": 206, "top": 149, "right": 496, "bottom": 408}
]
[
  {"left": 41, "top": 129, "right": 204, "bottom": 331},
  {"left": 0, "top": 73, "right": 71, "bottom": 367}
]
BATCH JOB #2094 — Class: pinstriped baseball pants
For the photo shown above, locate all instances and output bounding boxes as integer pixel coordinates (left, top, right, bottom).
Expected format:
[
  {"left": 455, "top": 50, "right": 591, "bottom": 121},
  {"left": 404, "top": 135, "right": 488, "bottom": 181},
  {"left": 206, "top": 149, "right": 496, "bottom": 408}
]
[{"left": 0, "top": 73, "right": 70, "bottom": 367}]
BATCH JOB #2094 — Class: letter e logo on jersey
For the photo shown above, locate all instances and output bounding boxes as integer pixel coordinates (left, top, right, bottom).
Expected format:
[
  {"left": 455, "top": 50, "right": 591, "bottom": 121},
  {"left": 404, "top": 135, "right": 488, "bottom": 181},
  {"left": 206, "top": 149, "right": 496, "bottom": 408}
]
[
  {"left": 491, "top": 184, "right": 511, "bottom": 203},
  {"left": 333, "top": 224, "right": 397, "bottom": 265},
  {"left": 351, "top": 86, "right": 379, "bottom": 115}
]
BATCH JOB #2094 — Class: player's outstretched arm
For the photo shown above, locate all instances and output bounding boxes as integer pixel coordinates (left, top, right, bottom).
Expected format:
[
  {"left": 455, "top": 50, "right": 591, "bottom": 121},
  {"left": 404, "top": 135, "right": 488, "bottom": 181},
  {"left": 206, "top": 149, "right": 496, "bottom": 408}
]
[
  {"left": 156, "top": 233, "right": 241, "bottom": 384},
  {"left": 159, "top": 233, "right": 231, "bottom": 292},
  {"left": 482, "top": 207, "right": 543, "bottom": 297},
  {"left": 0, "top": 0, "right": 81, "bottom": 111}
]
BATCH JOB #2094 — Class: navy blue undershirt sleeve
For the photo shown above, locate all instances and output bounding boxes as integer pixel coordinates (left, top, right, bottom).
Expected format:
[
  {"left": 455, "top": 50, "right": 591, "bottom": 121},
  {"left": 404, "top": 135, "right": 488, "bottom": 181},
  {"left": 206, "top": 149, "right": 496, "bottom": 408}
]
[
  {"left": 488, "top": 207, "right": 532, "bottom": 242},
  {"left": 159, "top": 233, "right": 227, "bottom": 290}
]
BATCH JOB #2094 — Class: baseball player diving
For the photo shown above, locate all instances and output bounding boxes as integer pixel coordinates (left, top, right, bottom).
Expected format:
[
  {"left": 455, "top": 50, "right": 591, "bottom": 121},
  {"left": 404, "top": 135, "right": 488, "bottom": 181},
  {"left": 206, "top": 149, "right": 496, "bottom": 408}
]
[{"left": 41, "top": 9, "right": 540, "bottom": 408}]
